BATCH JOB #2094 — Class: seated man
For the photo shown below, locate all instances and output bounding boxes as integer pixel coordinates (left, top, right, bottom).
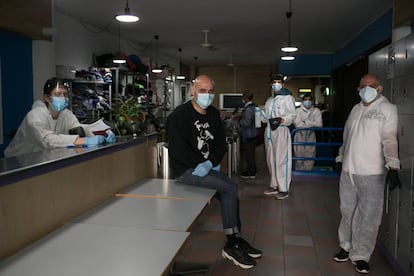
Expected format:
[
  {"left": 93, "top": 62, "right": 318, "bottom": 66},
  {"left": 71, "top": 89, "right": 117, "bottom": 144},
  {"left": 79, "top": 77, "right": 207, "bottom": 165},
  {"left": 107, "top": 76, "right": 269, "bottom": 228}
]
[
  {"left": 4, "top": 77, "right": 114, "bottom": 157},
  {"left": 166, "top": 75, "right": 262, "bottom": 269}
]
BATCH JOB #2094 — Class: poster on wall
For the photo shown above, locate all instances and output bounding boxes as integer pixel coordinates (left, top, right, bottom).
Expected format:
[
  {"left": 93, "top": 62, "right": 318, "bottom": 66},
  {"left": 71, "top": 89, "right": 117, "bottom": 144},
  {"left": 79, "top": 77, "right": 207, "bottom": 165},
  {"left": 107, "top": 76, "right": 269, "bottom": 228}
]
[{"left": 0, "top": 57, "right": 3, "bottom": 144}]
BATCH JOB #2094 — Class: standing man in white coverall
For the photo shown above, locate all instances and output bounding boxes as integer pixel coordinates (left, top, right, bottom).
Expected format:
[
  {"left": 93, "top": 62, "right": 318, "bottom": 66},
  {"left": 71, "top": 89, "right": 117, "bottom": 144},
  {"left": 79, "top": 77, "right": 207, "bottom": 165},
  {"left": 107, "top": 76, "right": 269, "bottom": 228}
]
[
  {"left": 294, "top": 95, "right": 322, "bottom": 170},
  {"left": 262, "top": 74, "right": 296, "bottom": 200},
  {"left": 334, "top": 74, "right": 401, "bottom": 274}
]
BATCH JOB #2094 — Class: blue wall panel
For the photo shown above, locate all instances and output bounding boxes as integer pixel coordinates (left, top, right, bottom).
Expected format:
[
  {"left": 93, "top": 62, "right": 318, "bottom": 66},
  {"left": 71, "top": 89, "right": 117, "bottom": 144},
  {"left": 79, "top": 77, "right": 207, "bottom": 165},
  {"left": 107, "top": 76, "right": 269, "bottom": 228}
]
[
  {"left": 279, "top": 9, "right": 393, "bottom": 76},
  {"left": 0, "top": 30, "right": 33, "bottom": 157},
  {"left": 279, "top": 54, "right": 333, "bottom": 76}
]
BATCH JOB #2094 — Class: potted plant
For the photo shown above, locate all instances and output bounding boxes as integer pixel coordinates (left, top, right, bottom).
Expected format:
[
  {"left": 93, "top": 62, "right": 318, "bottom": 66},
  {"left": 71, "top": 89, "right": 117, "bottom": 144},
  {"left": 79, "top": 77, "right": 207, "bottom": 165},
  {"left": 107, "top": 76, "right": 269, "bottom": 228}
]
[{"left": 114, "top": 97, "right": 146, "bottom": 135}]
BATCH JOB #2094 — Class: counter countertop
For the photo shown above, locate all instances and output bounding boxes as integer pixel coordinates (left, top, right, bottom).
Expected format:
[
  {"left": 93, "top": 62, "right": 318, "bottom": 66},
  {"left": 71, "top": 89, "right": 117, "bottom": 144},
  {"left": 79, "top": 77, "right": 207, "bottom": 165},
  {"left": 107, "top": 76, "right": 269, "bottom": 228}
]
[{"left": 0, "top": 133, "right": 157, "bottom": 184}]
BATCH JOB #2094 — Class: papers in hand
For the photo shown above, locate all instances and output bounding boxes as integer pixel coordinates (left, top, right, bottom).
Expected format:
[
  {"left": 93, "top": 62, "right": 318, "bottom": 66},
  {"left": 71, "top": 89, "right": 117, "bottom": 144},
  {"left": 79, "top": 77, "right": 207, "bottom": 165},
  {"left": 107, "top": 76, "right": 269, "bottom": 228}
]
[{"left": 83, "top": 119, "right": 111, "bottom": 133}]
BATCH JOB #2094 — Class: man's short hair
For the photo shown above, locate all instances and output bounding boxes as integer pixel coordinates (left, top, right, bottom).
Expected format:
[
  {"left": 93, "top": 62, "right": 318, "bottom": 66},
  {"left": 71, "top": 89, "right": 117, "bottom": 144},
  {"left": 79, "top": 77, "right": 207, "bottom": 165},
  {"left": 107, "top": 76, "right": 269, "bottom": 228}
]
[
  {"left": 243, "top": 91, "right": 254, "bottom": 101},
  {"left": 271, "top": 74, "right": 284, "bottom": 83}
]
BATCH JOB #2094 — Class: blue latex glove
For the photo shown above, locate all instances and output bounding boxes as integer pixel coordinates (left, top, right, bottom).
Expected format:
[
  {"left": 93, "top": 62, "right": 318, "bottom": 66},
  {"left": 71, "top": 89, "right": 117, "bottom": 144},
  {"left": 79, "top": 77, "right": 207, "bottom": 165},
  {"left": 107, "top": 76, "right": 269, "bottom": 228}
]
[
  {"left": 105, "top": 130, "right": 116, "bottom": 143},
  {"left": 192, "top": 160, "right": 213, "bottom": 177},
  {"left": 85, "top": 135, "right": 105, "bottom": 146},
  {"left": 212, "top": 164, "right": 221, "bottom": 172}
]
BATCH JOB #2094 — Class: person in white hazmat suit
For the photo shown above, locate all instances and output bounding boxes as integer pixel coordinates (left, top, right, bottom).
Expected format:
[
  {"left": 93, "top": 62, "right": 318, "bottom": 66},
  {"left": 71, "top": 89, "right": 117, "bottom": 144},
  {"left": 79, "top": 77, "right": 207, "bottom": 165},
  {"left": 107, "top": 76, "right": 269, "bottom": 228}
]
[
  {"left": 334, "top": 74, "right": 401, "bottom": 274},
  {"left": 262, "top": 74, "right": 296, "bottom": 200},
  {"left": 4, "top": 78, "right": 114, "bottom": 157},
  {"left": 293, "top": 95, "right": 322, "bottom": 170}
]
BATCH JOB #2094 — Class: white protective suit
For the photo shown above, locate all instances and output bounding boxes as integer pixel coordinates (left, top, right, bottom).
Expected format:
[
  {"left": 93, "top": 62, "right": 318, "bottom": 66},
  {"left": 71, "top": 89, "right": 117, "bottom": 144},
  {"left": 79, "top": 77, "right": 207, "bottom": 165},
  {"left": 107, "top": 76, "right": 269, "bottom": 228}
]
[
  {"left": 262, "top": 94, "right": 296, "bottom": 192},
  {"left": 335, "top": 95, "right": 400, "bottom": 262},
  {"left": 4, "top": 100, "right": 92, "bottom": 157},
  {"left": 293, "top": 104, "right": 323, "bottom": 170}
]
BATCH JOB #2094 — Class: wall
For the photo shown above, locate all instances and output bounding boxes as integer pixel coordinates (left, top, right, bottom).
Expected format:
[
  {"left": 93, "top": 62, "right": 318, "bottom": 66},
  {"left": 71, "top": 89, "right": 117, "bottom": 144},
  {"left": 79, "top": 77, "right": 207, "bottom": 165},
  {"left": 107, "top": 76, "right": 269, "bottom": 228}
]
[
  {"left": 0, "top": 30, "right": 33, "bottom": 156},
  {"left": 199, "top": 66, "right": 273, "bottom": 107},
  {"left": 0, "top": 0, "right": 51, "bottom": 40}
]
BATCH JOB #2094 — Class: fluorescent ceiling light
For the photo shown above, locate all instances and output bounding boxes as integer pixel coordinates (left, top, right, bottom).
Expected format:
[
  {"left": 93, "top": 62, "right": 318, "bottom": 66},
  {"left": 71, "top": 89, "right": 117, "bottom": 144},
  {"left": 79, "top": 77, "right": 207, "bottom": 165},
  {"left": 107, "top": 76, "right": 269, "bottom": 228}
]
[
  {"left": 152, "top": 68, "right": 163, "bottom": 73},
  {"left": 113, "top": 58, "right": 126, "bottom": 64},
  {"left": 176, "top": 75, "right": 185, "bottom": 80}
]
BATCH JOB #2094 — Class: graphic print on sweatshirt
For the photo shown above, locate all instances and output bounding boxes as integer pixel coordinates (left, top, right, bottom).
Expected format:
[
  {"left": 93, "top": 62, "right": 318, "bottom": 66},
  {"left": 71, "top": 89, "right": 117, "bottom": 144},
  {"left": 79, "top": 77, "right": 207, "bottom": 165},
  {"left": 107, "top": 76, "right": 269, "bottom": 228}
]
[{"left": 194, "top": 119, "right": 214, "bottom": 159}]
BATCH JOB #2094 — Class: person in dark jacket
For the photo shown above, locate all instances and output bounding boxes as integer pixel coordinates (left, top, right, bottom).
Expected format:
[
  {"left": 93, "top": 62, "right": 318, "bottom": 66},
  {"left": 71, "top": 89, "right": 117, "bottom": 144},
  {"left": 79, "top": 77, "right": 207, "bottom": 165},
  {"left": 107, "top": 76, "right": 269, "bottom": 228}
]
[
  {"left": 239, "top": 92, "right": 258, "bottom": 178},
  {"left": 167, "top": 75, "right": 262, "bottom": 269}
]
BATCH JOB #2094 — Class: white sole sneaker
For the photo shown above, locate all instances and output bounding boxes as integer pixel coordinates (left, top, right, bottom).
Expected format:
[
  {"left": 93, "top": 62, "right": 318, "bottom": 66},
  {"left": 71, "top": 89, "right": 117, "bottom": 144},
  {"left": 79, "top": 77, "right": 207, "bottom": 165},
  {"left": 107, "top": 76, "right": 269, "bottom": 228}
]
[{"left": 221, "top": 249, "right": 255, "bottom": 269}]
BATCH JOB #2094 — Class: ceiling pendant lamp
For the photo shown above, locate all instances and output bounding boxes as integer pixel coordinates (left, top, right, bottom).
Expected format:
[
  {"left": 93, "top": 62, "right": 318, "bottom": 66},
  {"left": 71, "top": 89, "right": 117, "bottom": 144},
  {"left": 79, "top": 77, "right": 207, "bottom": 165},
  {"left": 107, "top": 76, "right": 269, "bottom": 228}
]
[
  {"left": 113, "top": 23, "right": 126, "bottom": 64},
  {"left": 281, "top": 54, "right": 295, "bottom": 61},
  {"left": 176, "top": 48, "right": 186, "bottom": 80},
  {"left": 152, "top": 35, "right": 163, "bottom": 73},
  {"left": 281, "top": 0, "right": 298, "bottom": 54},
  {"left": 115, "top": 0, "right": 139, "bottom": 23}
]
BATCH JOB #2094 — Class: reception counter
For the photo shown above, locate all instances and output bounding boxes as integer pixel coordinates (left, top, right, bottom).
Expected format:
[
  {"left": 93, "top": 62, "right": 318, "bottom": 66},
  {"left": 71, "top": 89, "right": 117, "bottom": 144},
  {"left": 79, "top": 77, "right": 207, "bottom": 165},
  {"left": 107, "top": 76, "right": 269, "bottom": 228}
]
[{"left": 0, "top": 133, "right": 158, "bottom": 260}]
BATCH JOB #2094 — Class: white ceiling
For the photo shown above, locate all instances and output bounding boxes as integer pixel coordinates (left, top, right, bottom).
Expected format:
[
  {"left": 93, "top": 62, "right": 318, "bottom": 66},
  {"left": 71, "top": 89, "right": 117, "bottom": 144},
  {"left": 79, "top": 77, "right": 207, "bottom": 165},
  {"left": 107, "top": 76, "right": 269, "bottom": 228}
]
[{"left": 54, "top": 0, "right": 393, "bottom": 67}]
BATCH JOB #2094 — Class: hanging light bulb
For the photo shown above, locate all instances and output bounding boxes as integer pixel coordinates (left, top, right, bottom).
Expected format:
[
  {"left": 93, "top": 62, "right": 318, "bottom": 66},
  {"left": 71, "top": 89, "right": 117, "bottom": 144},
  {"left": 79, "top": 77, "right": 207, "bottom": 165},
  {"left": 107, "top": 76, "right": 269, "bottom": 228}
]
[
  {"left": 152, "top": 35, "right": 163, "bottom": 73},
  {"left": 113, "top": 23, "right": 126, "bottom": 64},
  {"left": 115, "top": 0, "right": 139, "bottom": 23},
  {"left": 176, "top": 48, "right": 186, "bottom": 80},
  {"left": 281, "top": 0, "right": 298, "bottom": 53}
]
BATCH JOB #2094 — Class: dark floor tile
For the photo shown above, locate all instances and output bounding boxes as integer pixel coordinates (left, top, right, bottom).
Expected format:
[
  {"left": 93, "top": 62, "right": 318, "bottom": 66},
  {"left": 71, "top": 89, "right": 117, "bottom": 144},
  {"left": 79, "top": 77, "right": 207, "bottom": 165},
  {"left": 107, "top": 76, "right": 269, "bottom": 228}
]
[{"left": 176, "top": 146, "right": 398, "bottom": 275}]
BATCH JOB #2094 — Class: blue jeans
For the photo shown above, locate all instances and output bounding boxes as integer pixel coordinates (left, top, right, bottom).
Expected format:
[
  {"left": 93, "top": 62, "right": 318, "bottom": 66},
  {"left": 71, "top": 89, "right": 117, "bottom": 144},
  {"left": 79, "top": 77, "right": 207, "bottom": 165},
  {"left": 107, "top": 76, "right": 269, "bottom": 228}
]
[{"left": 177, "top": 169, "right": 241, "bottom": 235}]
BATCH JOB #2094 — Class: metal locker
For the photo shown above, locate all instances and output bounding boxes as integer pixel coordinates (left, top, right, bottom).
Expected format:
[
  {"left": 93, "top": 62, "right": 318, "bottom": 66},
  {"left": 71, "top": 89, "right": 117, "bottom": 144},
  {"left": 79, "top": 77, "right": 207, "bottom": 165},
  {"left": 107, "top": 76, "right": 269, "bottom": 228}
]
[
  {"left": 392, "top": 75, "right": 414, "bottom": 115},
  {"left": 410, "top": 228, "right": 414, "bottom": 275},
  {"left": 386, "top": 45, "right": 396, "bottom": 80},
  {"left": 405, "top": 34, "right": 414, "bottom": 75},
  {"left": 398, "top": 114, "right": 414, "bottom": 156},
  {"left": 380, "top": 183, "right": 400, "bottom": 258},
  {"left": 393, "top": 38, "right": 407, "bottom": 78},
  {"left": 397, "top": 224, "right": 411, "bottom": 275},
  {"left": 396, "top": 156, "right": 413, "bottom": 275},
  {"left": 397, "top": 155, "right": 413, "bottom": 229},
  {"left": 382, "top": 78, "right": 392, "bottom": 100},
  {"left": 369, "top": 47, "right": 388, "bottom": 78}
]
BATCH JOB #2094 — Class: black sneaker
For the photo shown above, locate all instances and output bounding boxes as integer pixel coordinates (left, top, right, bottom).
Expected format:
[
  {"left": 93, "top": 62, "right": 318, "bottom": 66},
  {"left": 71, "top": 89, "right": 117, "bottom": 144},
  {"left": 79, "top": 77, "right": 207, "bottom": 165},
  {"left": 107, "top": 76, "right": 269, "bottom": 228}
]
[
  {"left": 275, "top": 192, "right": 289, "bottom": 200},
  {"left": 236, "top": 237, "right": 262, "bottom": 258},
  {"left": 264, "top": 187, "right": 279, "bottom": 195},
  {"left": 240, "top": 173, "right": 256, "bottom": 179},
  {"left": 353, "top": 260, "right": 370, "bottom": 274},
  {"left": 222, "top": 242, "right": 256, "bottom": 269},
  {"left": 334, "top": 248, "right": 349, "bottom": 262}
]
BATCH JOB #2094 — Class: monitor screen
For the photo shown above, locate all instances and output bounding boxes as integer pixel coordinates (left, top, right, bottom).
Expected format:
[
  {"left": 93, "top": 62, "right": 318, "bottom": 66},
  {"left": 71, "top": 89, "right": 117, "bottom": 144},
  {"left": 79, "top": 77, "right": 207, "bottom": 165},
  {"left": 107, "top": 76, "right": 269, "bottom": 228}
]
[{"left": 219, "top": 93, "right": 243, "bottom": 110}]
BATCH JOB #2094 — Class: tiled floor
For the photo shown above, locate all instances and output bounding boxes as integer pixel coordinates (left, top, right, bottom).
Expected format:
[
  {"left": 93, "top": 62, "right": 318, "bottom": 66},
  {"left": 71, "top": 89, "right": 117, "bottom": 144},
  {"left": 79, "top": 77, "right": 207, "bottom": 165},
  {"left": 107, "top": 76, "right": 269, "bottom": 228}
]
[{"left": 173, "top": 145, "right": 398, "bottom": 276}]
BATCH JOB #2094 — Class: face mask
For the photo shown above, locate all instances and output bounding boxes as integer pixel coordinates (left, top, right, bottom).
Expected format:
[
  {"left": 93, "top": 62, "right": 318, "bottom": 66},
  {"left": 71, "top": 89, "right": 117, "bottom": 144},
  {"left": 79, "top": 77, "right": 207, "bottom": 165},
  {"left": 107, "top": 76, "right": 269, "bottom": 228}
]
[
  {"left": 196, "top": 93, "right": 215, "bottom": 109},
  {"left": 359, "top": 86, "right": 378, "bottom": 104},
  {"left": 303, "top": 100, "right": 313, "bottom": 108},
  {"left": 51, "top": 96, "right": 68, "bottom": 112},
  {"left": 272, "top": 83, "right": 282, "bottom": 92}
]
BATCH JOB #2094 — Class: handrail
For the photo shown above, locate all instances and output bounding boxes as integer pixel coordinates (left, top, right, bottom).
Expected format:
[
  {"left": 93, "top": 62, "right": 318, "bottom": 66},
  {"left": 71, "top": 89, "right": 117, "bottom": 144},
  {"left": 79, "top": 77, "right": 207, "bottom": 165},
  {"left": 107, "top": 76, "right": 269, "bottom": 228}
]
[{"left": 290, "top": 127, "right": 343, "bottom": 176}]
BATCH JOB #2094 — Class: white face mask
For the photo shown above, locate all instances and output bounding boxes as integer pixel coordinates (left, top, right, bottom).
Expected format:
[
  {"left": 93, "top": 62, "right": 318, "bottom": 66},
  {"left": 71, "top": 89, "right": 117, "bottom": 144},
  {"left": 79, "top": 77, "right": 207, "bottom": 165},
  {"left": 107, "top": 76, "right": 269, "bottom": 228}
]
[
  {"left": 196, "top": 93, "right": 215, "bottom": 109},
  {"left": 303, "top": 100, "right": 313, "bottom": 108},
  {"left": 359, "top": 86, "right": 378, "bottom": 104},
  {"left": 272, "top": 83, "right": 282, "bottom": 92}
]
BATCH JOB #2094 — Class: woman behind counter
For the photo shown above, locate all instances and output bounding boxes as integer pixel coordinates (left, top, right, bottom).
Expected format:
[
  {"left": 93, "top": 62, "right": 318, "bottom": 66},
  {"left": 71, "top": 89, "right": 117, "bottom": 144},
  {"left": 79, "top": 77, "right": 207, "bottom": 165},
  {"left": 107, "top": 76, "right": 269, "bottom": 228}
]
[{"left": 4, "top": 77, "right": 114, "bottom": 158}]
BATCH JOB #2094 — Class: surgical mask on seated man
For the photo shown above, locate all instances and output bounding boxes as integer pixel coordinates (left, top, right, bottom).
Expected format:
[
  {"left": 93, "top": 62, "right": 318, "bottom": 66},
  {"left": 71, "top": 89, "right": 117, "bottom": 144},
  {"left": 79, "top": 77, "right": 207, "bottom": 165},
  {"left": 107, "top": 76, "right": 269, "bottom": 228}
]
[{"left": 196, "top": 93, "right": 215, "bottom": 109}]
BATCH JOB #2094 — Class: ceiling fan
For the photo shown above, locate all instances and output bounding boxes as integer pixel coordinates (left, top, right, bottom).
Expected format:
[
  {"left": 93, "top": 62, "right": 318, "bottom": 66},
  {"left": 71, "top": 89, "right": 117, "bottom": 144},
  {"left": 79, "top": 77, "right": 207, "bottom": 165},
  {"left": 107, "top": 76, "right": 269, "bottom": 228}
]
[{"left": 201, "top": 29, "right": 219, "bottom": 51}]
